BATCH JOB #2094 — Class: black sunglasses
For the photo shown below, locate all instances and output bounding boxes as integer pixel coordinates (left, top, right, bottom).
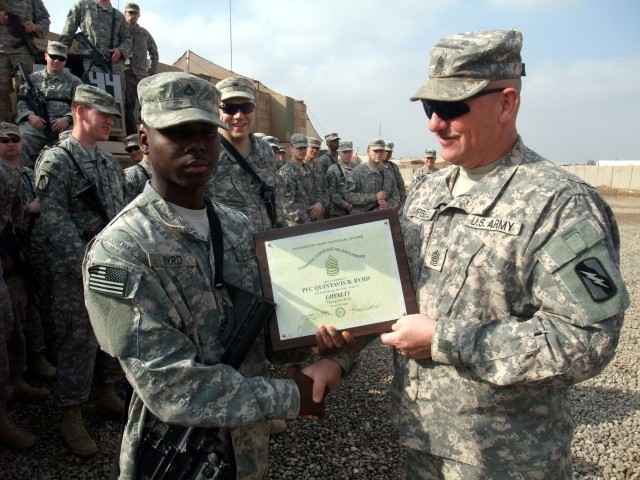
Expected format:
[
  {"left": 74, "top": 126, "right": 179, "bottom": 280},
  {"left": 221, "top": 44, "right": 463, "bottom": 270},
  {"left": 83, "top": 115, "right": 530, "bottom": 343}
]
[
  {"left": 421, "top": 88, "right": 505, "bottom": 121},
  {"left": 125, "top": 146, "right": 140, "bottom": 153},
  {"left": 1, "top": 137, "right": 21, "bottom": 144},
  {"left": 48, "top": 55, "right": 67, "bottom": 62},
  {"left": 219, "top": 102, "right": 255, "bottom": 115}
]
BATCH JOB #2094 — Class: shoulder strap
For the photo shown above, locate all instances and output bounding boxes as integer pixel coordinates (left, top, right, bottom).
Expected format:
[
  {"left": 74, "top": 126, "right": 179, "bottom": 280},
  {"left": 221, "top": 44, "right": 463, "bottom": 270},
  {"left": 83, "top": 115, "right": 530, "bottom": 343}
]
[
  {"left": 204, "top": 198, "right": 224, "bottom": 289},
  {"left": 109, "top": 9, "right": 116, "bottom": 49},
  {"left": 57, "top": 145, "right": 88, "bottom": 180},
  {"left": 219, "top": 136, "right": 265, "bottom": 187},
  {"left": 136, "top": 163, "right": 151, "bottom": 180}
]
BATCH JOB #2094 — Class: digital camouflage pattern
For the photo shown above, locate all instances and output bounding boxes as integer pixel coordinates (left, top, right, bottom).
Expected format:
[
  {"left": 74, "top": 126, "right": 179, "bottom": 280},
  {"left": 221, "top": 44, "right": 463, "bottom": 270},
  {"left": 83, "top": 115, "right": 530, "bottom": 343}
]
[
  {"left": 16, "top": 69, "right": 83, "bottom": 168},
  {"left": 0, "top": 0, "right": 50, "bottom": 122},
  {"left": 410, "top": 29, "right": 526, "bottom": 102},
  {"left": 344, "top": 162, "right": 399, "bottom": 214},
  {"left": 83, "top": 184, "right": 302, "bottom": 479},
  {"left": 59, "top": 0, "right": 132, "bottom": 80},
  {"left": 316, "top": 151, "right": 338, "bottom": 177},
  {"left": 383, "top": 161, "right": 406, "bottom": 203},
  {"left": 277, "top": 161, "right": 325, "bottom": 226},
  {"left": 125, "top": 23, "right": 158, "bottom": 77},
  {"left": 123, "top": 160, "right": 151, "bottom": 203},
  {"left": 411, "top": 165, "right": 437, "bottom": 185},
  {"left": 395, "top": 138, "right": 629, "bottom": 471},
  {"left": 206, "top": 134, "right": 280, "bottom": 232},
  {"left": 325, "top": 161, "right": 353, "bottom": 218}
]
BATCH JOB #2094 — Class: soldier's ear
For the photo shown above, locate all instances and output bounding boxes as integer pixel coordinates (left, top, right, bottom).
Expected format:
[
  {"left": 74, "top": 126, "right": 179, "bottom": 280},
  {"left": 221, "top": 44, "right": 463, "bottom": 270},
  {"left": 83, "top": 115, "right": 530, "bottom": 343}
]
[{"left": 139, "top": 129, "right": 150, "bottom": 155}]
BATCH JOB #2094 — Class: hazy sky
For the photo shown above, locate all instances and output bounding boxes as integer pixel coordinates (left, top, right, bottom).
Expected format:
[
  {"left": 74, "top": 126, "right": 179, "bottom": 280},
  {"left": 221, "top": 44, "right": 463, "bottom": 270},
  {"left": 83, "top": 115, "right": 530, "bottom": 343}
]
[{"left": 45, "top": 0, "right": 640, "bottom": 163}]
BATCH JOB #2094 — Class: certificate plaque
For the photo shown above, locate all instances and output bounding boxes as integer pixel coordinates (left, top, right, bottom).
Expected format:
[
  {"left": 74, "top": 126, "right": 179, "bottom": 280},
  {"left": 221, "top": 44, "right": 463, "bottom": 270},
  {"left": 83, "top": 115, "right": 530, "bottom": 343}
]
[{"left": 255, "top": 209, "right": 417, "bottom": 351}]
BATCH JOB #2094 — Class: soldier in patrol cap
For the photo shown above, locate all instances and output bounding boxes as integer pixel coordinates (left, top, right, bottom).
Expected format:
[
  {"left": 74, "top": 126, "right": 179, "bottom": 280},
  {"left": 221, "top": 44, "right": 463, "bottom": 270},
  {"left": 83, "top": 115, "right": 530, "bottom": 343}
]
[
  {"left": 316, "top": 132, "right": 340, "bottom": 178},
  {"left": 381, "top": 140, "right": 406, "bottom": 209},
  {"left": 35, "top": 83, "right": 126, "bottom": 458},
  {"left": 16, "top": 40, "right": 83, "bottom": 168},
  {"left": 344, "top": 137, "right": 399, "bottom": 214},
  {"left": 412, "top": 147, "right": 438, "bottom": 185},
  {"left": 325, "top": 140, "right": 355, "bottom": 217},
  {"left": 122, "top": 132, "right": 152, "bottom": 203},
  {"left": 311, "top": 29, "right": 630, "bottom": 479},
  {"left": 277, "top": 133, "right": 326, "bottom": 225},
  {"left": 83, "top": 71, "right": 346, "bottom": 479}
]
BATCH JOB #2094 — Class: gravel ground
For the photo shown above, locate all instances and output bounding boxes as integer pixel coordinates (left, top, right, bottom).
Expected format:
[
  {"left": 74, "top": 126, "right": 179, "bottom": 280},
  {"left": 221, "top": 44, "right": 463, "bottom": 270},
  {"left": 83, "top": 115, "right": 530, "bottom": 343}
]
[{"left": 2, "top": 195, "right": 639, "bottom": 480}]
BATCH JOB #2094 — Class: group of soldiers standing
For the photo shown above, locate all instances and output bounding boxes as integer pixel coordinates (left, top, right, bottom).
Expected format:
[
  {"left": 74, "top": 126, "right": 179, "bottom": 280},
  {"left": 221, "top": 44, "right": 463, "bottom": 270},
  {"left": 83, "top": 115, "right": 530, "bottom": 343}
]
[{"left": 1, "top": 0, "right": 158, "bottom": 457}]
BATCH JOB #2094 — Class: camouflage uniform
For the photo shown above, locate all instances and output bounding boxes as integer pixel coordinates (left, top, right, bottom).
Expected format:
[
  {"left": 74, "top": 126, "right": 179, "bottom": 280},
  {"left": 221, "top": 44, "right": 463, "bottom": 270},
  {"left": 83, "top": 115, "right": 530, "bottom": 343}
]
[
  {"left": 325, "top": 161, "right": 353, "bottom": 218},
  {"left": 35, "top": 134, "right": 125, "bottom": 406},
  {"left": 83, "top": 184, "right": 302, "bottom": 479},
  {"left": 58, "top": 0, "right": 132, "bottom": 86},
  {"left": 0, "top": 0, "right": 50, "bottom": 123},
  {"left": 205, "top": 134, "right": 279, "bottom": 232},
  {"left": 344, "top": 162, "right": 399, "bottom": 214},
  {"left": 396, "top": 138, "right": 629, "bottom": 473},
  {"left": 277, "top": 161, "right": 325, "bottom": 226},
  {"left": 383, "top": 161, "right": 406, "bottom": 203},
  {"left": 411, "top": 165, "right": 436, "bottom": 184},
  {"left": 16, "top": 69, "right": 83, "bottom": 168},
  {"left": 316, "top": 152, "right": 338, "bottom": 178},
  {"left": 123, "top": 159, "right": 151, "bottom": 204},
  {"left": 124, "top": 22, "right": 158, "bottom": 134}
]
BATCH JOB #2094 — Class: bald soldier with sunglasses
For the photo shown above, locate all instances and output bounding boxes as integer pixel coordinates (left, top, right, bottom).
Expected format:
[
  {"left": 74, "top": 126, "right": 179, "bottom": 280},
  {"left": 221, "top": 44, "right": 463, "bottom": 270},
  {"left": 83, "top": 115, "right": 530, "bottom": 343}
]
[{"left": 309, "top": 29, "right": 629, "bottom": 479}]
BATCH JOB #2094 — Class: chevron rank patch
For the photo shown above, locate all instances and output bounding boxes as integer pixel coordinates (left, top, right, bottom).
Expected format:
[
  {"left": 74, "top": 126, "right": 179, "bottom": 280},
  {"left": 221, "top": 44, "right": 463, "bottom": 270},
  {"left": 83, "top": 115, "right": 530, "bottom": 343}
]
[
  {"left": 88, "top": 265, "right": 128, "bottom": 297},
  {"left": 575, "top": 258, "right": 616, "bottom": 302}
]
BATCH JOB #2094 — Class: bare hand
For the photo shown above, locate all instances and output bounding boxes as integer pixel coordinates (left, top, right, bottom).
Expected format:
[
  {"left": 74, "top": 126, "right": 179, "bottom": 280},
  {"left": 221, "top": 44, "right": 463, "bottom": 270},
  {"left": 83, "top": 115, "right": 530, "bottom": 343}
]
[
  {"left": 375, "top": 191, "right": 388, "bottom": 201},
  {"left": 380, "top": 314, "right": 436, "bottom": 360},
  {"left": 110, "top": 48, "right": 122, "bottom": 63},
  {"left": 28, "top": 114, "right": 46, "bottom": 130},
  {"left": 302, "top": 358, "right": 343, "bottom": 403},
  {"left": 378, "top": 199, "right": 389, "bottom": 209},
  {"left": 28, "top": 197, "right": 40, "bottom": 215},
  {"left": 0, "top": 12, "right": 8, "bottom": 26},
  {"left": 307, "top": 202, "right": 325, "bottom": 220},
  {"left": 287, "top": 365, "right": 326, "bottom": 419},
  {"left": 311, "top": 325, "right": 357, "bottom": 356},
  {"left": 50, "top": 117, "right": 69, "bottom": 133},
  {"left": 23, "top": 20, "right": 37, "bottom": 34}
]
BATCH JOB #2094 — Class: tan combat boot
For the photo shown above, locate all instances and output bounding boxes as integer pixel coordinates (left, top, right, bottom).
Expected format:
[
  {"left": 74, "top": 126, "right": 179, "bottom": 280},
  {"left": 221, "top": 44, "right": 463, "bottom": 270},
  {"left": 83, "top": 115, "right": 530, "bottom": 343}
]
[
  {"left": 29, "top": 353, "right": 57, "bottom": 379},
  {"left": 0, "top": 404, "right": 38, "bottom": 451},
  {"left": 94, "top": 383, "right": 124, "bottom": 415},
  {"left": 60, "top": 405, "right": 98, "bottom": 458},
  {"left": 12, "top": 377, "right": 50, "bottom": 402}
]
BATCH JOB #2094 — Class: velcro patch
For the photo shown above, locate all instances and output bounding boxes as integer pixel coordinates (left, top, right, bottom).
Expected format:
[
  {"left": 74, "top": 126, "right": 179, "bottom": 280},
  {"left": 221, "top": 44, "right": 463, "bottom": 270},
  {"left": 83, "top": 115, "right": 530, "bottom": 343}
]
[
  {"left": 88, "top": 265, "right": 128, "bottom": 296},
  {"left": 575, "top": 258, "right": 616, "bottom": 302},
  {"left": 406, "top": 206, "right": 435, "bottom": 221},
  {"left": 466, "top": 215, "right": 522, "bottom": 236},
  {"left": 147, "top": 253, "right": 197, "bottom": 268},
  {"left": 37, "top": 175, "right": 49, "bottom": 192},
  {"left": 425, "top": 245, "right": 447, "bottom": 272}
]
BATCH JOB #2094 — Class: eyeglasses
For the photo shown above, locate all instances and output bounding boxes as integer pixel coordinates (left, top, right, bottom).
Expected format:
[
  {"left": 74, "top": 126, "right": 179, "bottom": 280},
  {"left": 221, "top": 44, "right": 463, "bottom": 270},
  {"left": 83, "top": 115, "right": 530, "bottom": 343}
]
[
  {"left": 219, "top": 102, "right": 255, "bottom": 115},
  {"left": 48, "top": 55, "right": 66, "bottom": 62},
  {"left": 126, "top": 11, "right": 139, "bottom": 14},
  {"left": 421, "top": 88, "right": 505, "bottom": 121},
  {"left": 0, "top": 137, "right": 21, "bottom": 144},
  {"left": 125, "top": 146, "right": 140, "bottom": 153}
]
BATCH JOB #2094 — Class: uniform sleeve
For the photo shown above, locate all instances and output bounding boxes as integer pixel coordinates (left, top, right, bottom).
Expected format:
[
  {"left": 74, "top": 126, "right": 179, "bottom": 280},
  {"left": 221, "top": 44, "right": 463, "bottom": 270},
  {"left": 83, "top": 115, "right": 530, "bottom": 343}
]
[
  {"left": 115, "top": 14, "right": 132, "bottom": 58},
  {"left": 83, "top": 233, "right": 301, "bottom": 427},
  {"left": 147, "top": 34, "right": 159, "bottom": 75},
  {"left": 326, "top": 168, "right": 350, "bottom": 211},
  {"left": 385, "top": 171, "right": 400, "bottom": 209},
  {"left": 278, "top": 168, "right": 309, "bottom": 226},
  {"left": 344, "top": 172, "right": 377, "bottom": 207},
  {"left": 32, "top": 0, "right": 50, "bottom": 39},
  {"left": 431, "top": 194, "right": 629, "bottom": 387},
  {"left": 58, "top": 3, "right": 81, "bottom": 46}
]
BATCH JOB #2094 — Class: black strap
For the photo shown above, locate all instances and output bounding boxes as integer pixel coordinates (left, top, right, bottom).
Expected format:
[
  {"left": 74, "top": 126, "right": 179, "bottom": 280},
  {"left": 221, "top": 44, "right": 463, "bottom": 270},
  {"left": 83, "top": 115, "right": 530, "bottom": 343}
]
[
  {"left": 57, "top": 145, "right": 88, "bottom": 180},
  {"left": 220, "top": 136, "right": 264, "bottom": 187},
  {"left": 336, "top": 163, "right": 345, "bottom": 180},
  {"left": 109, "top": 9, "right": 116, "bottom": 50},
  {"left": 204, "top": 198, "right": 224, "bottom": 289}
]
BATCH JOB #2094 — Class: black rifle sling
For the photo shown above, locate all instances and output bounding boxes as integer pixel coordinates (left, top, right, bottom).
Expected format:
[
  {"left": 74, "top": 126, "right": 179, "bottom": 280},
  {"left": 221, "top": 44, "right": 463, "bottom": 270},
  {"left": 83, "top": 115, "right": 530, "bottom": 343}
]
[
  {"left": 204, "top": 198, "right": 225, "bottom": 289},
  {"left": 109, "top": 9, "right": 116, "bottom": 50}
]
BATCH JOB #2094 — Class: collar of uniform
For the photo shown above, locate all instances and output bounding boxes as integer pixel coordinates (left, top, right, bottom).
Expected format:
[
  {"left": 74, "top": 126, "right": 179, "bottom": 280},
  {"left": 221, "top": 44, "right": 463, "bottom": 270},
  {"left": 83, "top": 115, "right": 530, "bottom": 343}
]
[
  {"left": 447, "top": 136, "right": 525, "bottom": 215},
  {"left": 141, "top": 182, "right": 209, "bottom": 242}
]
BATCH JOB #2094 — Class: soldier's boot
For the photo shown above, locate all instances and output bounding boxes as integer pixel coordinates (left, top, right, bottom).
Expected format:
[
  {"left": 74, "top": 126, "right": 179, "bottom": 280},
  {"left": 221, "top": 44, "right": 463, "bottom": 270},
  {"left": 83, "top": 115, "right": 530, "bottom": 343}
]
[
  {"left": 268, "top": 419, "right": 288, "bottom": 436},
  {"left": 0, "top": 404, "right": 38, "bottom": 451},
  {"left": 60, "top": 405, "right": 98, "bottom": 458},
  {"left": 29, "top": 353, "right": 57, "bottom": 379},
  {"left": 12, "top": 377, "right": 51, "bottom": 402},
  {"left": 94, "top": 383, "right": 124, "bottom": 415}
]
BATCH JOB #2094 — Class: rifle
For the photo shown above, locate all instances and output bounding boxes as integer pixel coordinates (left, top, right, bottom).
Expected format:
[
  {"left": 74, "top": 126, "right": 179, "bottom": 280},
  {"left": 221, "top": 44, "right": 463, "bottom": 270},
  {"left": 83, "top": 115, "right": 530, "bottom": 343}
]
[
  {"left": 14, "top": 62, "right": 51, "bottom": 137},
  {"left": 136, "top": 201, "right": 276, "bottom": 480},
  {"left": 72, "top": 31, "right": 113, "bottom": 79},
  {"left": 0, "top": 0, "right": 42, "bottom": 59}
]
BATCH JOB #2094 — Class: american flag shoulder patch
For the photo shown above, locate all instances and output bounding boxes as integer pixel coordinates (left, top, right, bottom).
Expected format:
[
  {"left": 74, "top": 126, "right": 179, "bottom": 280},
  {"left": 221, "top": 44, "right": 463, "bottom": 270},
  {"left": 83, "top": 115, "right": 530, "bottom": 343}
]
[{"left": 88, "top": 265, "right": 128, "bottom": 297}]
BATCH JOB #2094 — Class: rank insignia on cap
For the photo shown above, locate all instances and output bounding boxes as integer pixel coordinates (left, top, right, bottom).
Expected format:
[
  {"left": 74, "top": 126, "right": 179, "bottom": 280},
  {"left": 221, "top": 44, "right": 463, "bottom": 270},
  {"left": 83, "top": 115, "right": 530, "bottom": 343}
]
[
  {"left": 184, "top": 85, "right": 195, "bottom": 96},
  {"left": 37, "top": 175, "right": 49, "bottom": 192},
  {"left": 575, "top": 258, "right": 616, "bottom": 302},
  {"left": 88, "top": 265, "right": 128, "bottom": 297}
]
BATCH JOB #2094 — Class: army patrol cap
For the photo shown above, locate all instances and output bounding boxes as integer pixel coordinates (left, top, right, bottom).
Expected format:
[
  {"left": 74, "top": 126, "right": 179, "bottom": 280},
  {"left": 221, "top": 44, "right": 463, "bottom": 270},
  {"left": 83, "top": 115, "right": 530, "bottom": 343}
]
[
  {"left": 47, "top": 41, "right": 68, "bottom": 59},
  {"left": 216, "top": 76, "right": 256, "bottom": 102},
  {"left": 410, "top": 29, "right": 526, "bottom": 102},
  {"left": 125, "top": 3, "right": 140, "bottom": 13},
  {"left": 0, "top": 127, "right": 7, "bottom": 139},
  {"left": 0, "top": 122, "right": 20, "bottom": 138},
  {"left": 425, "top": 148, "right": 437, "bottom": 158},
  {"left": 138, "top": 72, "right": 227, "bottom": 130},
  {"left": 384, "top": 141, "right": 394, "bottom": 152},
  {"left": 264, "top": 136, "right": 279, "bottom": 147},
  {"left": 325, "top": 133, "right": 340, "bottom": 142},
  {"left": 338, "top": 140, "right": 353, "bottom": 152},
  {"left": 290, "top": 133, "right": 308, "bottom": 148},
  {"left": 123, "top": 134, "right": 139, "bottom": 149},
  {"left": 278, "top": 146, "right": 286, "bottom": 153},
  {"left": 308, "top": 137, "right": 321, "bottom": 148},
  {"left": 368, "top": 138, "right": 386, "bottom": 151},
  {"left": 74, "top": 84, "right": 121, "bottom": 116}
]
